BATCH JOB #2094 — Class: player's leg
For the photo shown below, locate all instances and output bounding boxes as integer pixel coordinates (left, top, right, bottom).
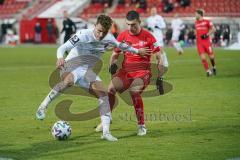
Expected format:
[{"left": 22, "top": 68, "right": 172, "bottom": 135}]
[
  {"left": 108, "top": 76, "right": 124, "bottom": 111},
  {"left": 172, "top": 31, "right": 183, "bottom": 55},
  {"left": 129, "top": 78, "right": 147, "bottom": 136},
  {"left": 206, "top": 45, "right": 216, "bottom": 75},
  {"left": 90, "top": 80, "right": 118, "bottom": 141},
  {"left": 160, "top": 49, "right": 169, "bottom": 73},
  {"left": 95, "top": 76, "right": 124, "bottom": 132},
  {"left": 157, "top": 35, "right": 169, "bottom": 73},
  {"left": 36, "top": 72, "right": 74, "bottom": 120},
  {"left": 197, "top": 44, "right": 212, "bottom": 76}
]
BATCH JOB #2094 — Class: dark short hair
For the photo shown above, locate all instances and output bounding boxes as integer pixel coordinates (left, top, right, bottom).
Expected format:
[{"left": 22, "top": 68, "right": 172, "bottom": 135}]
[
  {"left": 96, "top": 15, "right": 113, "bottom": 31},
  {"left": 196, "top": 9, "right": 204, "bottom": 17},
  {"left": 126, "top": 10, "right": 140, "bottom": 21}
]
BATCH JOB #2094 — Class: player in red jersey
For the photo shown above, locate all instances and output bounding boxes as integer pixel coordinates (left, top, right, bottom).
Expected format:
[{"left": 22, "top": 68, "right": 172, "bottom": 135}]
[
  {"left": 96, "top": 10, "right": 165, "bottom": 136},
  {"left": 195, "top": 9, "right": 216, "bottom": 77}
]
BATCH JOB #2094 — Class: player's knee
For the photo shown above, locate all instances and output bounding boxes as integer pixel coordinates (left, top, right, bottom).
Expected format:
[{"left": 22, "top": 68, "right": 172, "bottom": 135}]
[
  {"left": 200, "top": 54, "right": 206, "bottom": 60},
  {"left": 91, "top": 81, "right": 108, "bottom": 97},
  {"left": 129, "top": 86, "right": 142, "bottom": 93},
  {"left": 108, "top": 86, "right": 116, "bottom": 95},
  {"left": 63, "top": 74, "right": 74, "bottom": 86}
]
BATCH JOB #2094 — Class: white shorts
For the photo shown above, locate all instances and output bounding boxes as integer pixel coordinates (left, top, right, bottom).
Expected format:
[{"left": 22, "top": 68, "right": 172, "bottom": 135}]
[
  {"left": 71, "top": 65, "right": 101, "bottom": 90},
  {"left": 171, "top": 30, "right": 180, "bottom": 41},
  {"left": 152, "top": 30, "right": 164, "bottom": 47}
]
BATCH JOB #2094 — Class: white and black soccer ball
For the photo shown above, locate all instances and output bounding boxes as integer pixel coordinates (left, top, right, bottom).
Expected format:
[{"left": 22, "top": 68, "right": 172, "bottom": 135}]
[{"left": 51, "top": 120, "right": 72, "bottom": 140}]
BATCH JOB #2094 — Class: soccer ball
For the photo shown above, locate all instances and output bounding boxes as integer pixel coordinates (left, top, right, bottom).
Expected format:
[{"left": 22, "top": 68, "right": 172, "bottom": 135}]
[{"left": 51, "top": 120, "right": 72, "bottom": 140}]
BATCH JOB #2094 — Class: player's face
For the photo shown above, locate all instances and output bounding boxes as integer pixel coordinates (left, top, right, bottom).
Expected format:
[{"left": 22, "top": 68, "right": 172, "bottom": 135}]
[
  {"left": 126, "top": 19, "right": 141, "bottom": 35},
  {"left": 151, "top": 8, "right": 157, "bottom": 16},
  {"left": 94, "top": 23, "right": 109, "bottom": 41},
  {"left": 195, "top": 12, "right": 201, "bottom": 20}
]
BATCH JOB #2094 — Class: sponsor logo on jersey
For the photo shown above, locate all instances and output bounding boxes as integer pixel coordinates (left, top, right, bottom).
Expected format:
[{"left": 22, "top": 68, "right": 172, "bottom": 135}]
[{"left": 69, "top": 35, "right": 80, "bottom": 45}]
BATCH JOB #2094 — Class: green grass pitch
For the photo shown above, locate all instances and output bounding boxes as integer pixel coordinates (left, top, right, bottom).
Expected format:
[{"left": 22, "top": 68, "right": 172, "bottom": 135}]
[{"left": 0, "top": 46, "right": 239, "bottom": 160}]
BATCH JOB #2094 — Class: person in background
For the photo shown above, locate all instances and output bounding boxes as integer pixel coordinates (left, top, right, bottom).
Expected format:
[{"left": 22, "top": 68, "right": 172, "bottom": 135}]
[
  {"left": 61, "top": 10, "right": 76, "bottom": 43},
  {"left": 34, "top": 22, "right": 42, "bottom": 43},
  {"left": 47, "top": 19, "right": 55, "bottom": 43}
]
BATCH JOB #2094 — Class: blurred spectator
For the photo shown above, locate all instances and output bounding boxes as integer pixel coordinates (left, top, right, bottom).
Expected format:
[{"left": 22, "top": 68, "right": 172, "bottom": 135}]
[
  {"left": 1, "top": 20, "right": 8, "bottom": 43},
  {"left": 139, "top": 0, "right": 147, "bottom": 10},
  {"left": 5, "top": 29, "right": 19, "bottom": 46},
  {"left": 213, "top": 25, "right": 222, "bottom": 46},
  {"left": 187, "top": 26, "right": 195, "bottom": 46},
  {"left": 222, "top": 25, "right": 231, "bottom": 46},
  {"left": 163, "top": 0, "right": 174, "bottom": 13},
  {"left": 47, "top": 19, "right": 54, "bottom": 43},
  {"left": 165, "top": 25, "right": 172, "bottom": 45},
  {"left": 131, "top": 0, "right": 138, "bottom": 4},
  {"left": 61, "top": 10, "right": 76, "bottom": 43},
  {"left": 178, "top": 0, "right": 191, "bottom": 7},
  {"left": 34, "top": 22, "right": 42, "bottom": 43},
  {"left": 91, "top": 0, "right": 99, "bottom": 4},
  {"left": 106, "top": 0, "right": 113, "bottom": 7},
  {"left": 118, "top": 0, "right": 125, "bottom": 5}
]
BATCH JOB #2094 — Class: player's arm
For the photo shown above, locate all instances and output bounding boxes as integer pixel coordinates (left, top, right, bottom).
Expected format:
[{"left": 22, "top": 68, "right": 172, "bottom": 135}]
[
  {"left": 56, "top": 32, "right": 83, "bottom": 68},
  {"left": 201, "top": 22, "right": 216, "bottom": 39},
  {"left": 179, "top": 21, "right": 185, "bottom": 30},
  {"left": 109, "top": 50, "right": 121, "bottom": 75},
  {"left": 155, "top": 16, "right": 166, "bottom": 29},
  {"left": 208, "top": 24, "right": 216, "bottom": 36},
  {"left": 109, "top": 34, "right": 151, "bottom": 56}
]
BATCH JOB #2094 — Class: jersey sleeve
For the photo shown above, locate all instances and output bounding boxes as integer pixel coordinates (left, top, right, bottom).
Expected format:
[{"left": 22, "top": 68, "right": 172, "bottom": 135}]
[
  {"left": 208, "top": 20, "right": 214, "bottom": 29},
  {"left": 148, "top": 33, "right": 161, "bottom": 53},
  {"left": 113, "top": 33, "right": 124, "bottom": 54},
  {"left": 56, "top": 31, "right": 86, "bottom": 59},
  {"left": 112, "top": 32, "right": 138, "bottom": 54}
]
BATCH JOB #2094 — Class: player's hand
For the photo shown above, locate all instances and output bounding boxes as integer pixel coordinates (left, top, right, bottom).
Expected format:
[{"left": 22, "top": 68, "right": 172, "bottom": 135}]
[
  {"left": 56, "top": 58, "right": 65, "bottom": 69},
  {"left": 109, "top": 63, "right": 118, "bottom": 75},
  {"left": 156, "top": 77, "right": 164, "bottom": 95},
  {"left": 138, "top": 47, "right": 152, "bottom": 57},
  {"left": 201, "top": 34, "right": 209, "bottom": 39}
]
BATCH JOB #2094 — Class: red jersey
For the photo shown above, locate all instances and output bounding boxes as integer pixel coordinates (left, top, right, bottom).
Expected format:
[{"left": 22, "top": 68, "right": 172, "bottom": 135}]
[
  {"left": 114, "top": 28, "right": 160, "bottom": 72},
  {"left": 195, "top": 19, "right": 213, "bottom": 43}
]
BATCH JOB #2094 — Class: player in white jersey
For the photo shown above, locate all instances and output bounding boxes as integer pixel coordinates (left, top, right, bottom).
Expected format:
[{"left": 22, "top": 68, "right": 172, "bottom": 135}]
[
  {"left": 36, "top": 15, "right": 151, "bottom": 142},
  {"left": 171, "top": 14, "right": 185, "bottom": 55},
  {"left": 146, "top": 7, "right": 169, "bottom": 71}
]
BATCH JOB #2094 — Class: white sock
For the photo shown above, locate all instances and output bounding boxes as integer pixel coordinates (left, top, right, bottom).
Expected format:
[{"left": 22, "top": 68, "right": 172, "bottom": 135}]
[
  {"left": 40, "top": 81, "right": 70, "bottom": 109},
  {"left": 99, "top": 96, "right": 111, "bottom": 135},
  {"left": 40, "top": 89, "right": 59, "bottom": 109},
  {"left": 101, "top": 112, "right": 111, "bottom": 135},
  {"left": 161, "top": 51, "right": 169, "bottom": 68},
  {"left": 173, "top": 42, "right": 183, "bottom": 52}
]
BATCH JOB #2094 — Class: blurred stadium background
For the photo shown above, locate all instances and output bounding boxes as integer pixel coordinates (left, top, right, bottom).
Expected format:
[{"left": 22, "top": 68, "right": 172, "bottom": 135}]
[
  {"left": 1, "top": 1, "right": 240, "bottom": 160},
  {"left": 0, "top": 0, "right": 240, "bottom": 48}
]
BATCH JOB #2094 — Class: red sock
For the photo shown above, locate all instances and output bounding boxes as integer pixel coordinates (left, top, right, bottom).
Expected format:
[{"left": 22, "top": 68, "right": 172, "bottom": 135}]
[
  {"left": 131, "top": 93, "right": 144, "bottom": 125},
  {"left": 108, "top": 92, "right": 115, "bottom": 112},
  {"left": 210, "top": 58, "right": 215, "bottom": 67},
  {"left": 201, "top": 59, "right": 209, "bottom": 71}
]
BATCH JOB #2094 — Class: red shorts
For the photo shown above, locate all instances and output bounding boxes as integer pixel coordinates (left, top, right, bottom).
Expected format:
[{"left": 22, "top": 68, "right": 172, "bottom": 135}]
[
  {"left": 113, "top": 69, "right": 151, "bottom": 92},
  {"left": 197, "top": 42, "right": 213, "bottom": 56}
]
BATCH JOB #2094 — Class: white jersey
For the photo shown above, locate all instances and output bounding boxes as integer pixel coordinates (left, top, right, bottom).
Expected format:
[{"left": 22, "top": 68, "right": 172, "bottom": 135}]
[
  {"left": 171, "top": 18, "right": 184, "bottom": 41},
  {"left": 57, "top": 28, "right": 138, "bottom": 62},
  {"left": 146, "top": 15, "right": 166, "bottom": 31},
  {"left": 146, "top": 15, "right": 166, "bottom": 47},
  {"left": 171, "top": 18, "right": 184, "bottom": 32}
]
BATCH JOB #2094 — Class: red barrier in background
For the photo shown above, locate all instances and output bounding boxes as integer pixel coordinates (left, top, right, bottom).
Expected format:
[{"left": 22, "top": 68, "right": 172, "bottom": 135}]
[{"left": 20, "top": 18, "right": 58, "bottom": 43}]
